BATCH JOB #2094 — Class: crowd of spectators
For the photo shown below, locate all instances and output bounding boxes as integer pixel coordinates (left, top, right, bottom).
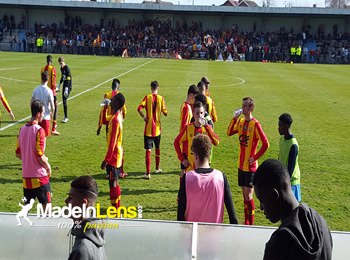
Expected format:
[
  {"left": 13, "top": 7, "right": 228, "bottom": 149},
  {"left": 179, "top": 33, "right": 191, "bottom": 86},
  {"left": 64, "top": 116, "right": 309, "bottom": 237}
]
[{"left": 1, "top": 13, "right": 350, "bottom": 64}]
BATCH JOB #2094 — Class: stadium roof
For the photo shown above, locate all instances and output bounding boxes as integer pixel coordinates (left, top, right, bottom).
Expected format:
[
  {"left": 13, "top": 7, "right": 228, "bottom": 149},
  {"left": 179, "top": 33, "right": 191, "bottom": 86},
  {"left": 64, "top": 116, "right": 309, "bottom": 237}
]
[{"left": 1, "top": 0, "right": 350, "bottom": 17}]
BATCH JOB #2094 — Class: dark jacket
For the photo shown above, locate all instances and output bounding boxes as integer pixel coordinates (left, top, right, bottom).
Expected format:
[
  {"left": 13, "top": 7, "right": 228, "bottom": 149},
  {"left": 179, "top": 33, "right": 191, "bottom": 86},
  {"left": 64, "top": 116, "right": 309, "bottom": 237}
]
[{"left": 264, "top": 203, "right": 333, "bottom": 260}]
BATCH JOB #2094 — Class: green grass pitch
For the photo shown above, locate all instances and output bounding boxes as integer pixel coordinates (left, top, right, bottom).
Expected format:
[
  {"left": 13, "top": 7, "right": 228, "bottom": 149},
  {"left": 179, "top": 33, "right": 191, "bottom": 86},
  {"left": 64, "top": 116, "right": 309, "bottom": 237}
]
[{"left": 0, "top": 52, "right": 349, "bottom": 231}]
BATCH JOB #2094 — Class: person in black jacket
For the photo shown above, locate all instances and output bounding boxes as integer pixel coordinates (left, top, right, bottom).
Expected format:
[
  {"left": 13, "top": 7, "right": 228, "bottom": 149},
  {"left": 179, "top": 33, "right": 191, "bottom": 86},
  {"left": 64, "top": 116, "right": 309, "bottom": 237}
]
[{"left": 254, "top": 159, "right": 332, "bottom": 260}]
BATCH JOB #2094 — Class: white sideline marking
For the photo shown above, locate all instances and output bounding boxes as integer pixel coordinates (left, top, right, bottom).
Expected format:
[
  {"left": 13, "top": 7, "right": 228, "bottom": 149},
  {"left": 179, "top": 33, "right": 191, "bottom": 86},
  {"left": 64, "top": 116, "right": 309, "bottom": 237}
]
[{"left": 0, "top": 60, "right": 154, "bottom": 132}]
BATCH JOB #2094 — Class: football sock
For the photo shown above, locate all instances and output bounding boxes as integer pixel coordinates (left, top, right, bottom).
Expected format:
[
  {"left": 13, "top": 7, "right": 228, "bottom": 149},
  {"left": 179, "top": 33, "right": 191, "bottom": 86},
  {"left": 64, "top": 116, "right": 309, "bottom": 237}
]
[
  {"left": 146, "top": 150, "right": 151, "bottom": 174},
  {"left": 244, "top": 199, "right": 249, "bottom": 225},
  {"left": 110, "top": 185, "right": 121, "bottom": 209},
  {"left": 155, "top": 148, "right": 160, "bottom": 170},
  {"left": 52, "top": 120, "right": 57, "bottom": 131},
  {"left": 248, "top": 199, "right": 255, "bottom": 225},
  {"left": 63, "top": 103, "right": 68, "bottom": 118},
  {"left": 120, "top": 156, "right": 125, "bottom": 174},
  {"left": 53, "top": 103, "right": 57, "bottom": 121}
]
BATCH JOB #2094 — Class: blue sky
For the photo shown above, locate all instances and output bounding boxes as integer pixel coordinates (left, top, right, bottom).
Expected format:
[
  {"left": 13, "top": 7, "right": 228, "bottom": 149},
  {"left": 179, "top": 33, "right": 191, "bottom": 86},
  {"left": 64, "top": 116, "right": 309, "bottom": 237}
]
[{"left": 125, "top": 0, "right": 326, "bottom": 7}]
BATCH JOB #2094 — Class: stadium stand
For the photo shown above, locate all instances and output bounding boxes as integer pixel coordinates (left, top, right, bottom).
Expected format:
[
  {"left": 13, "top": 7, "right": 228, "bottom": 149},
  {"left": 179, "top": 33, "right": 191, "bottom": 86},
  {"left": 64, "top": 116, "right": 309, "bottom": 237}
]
[{"left": 0, "top": 0, "right": 349, "bottom": 63}]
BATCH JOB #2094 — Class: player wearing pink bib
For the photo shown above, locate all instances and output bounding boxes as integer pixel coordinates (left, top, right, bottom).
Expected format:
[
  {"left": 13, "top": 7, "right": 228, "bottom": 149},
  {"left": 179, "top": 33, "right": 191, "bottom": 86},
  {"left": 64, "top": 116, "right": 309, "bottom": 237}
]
[{"left": 177, "top": 134, "right": 238, "bottom": 224}]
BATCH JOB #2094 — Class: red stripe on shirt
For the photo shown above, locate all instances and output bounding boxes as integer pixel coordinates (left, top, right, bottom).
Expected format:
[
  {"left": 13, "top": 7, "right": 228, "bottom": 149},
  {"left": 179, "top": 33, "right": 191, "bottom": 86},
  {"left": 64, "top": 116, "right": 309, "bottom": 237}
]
[{"left": 152, "top": 94, "right": 157, "bottom": 136}]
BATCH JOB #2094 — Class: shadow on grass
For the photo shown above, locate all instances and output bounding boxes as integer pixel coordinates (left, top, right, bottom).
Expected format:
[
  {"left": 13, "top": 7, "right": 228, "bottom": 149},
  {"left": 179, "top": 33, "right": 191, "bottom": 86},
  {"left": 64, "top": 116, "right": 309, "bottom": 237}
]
[
  {"left": 92, "top": 171, "right": 180, "bottom": 180},
  {"left": 99, "top": 187, "right": 178, "bottom": 197},
  {"left": 0, "top": 134, "right": 18, "bottom": 138},
  {"left": 50, "top": 176, "right": 77, "bottom": 183},
  {"left": 0, "top": 178, "right": 22, "bottom": 184},
  {"left": 142, "top": 205, "right": 178, "bottom": 214},
  {"left": 0, "top": 120, "right": 18, "bottom": 124},
  {"left": 0, "top": 163, "right": 21, "bottom": 170}
]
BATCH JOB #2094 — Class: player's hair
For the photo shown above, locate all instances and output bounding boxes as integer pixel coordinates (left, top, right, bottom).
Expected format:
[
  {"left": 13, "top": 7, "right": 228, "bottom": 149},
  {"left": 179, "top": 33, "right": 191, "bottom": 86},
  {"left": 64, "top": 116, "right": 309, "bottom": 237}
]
[
  {"left": 194, "top": 100, "right": 204, "bottom": 110},
  {"left": 31, "top": 100, "right": 44, "bottom": 117},
  {"left": 150, "top": 81, "right": 159, "bottom": 90},
  {"left": 187, "top": 84, "right": 199, "bottom": 96},
  {"left": 58, "top": 56, "right": 65, "bottom": 63},
  {"left": 111, "top": 78, "right": 120, "bottom": 91},
  {"left": 253, "top": 159, "right": 291, "bottom": 191},
  {"left": 242, "top": 97, "right": 255, "bottom": 108},
  {"left": 279, "top": 113, "right": 293, "bottom": 126},
  {"left": 71, "top": 175, "right": 98, "bottom": 205},
  {"left": 46, "top": 55, "right": 52, "bottom": 64},
  {"left": 41, "top": 71, "right": 49, "bottom": 82},
  {"left": 194, "top": 94, "right": 208, "bottom": 112},
  {"left": 201, "top": 76, "right": 210, "bottom": 85},
  {"left": 192, "top": 134, "right": 212, "bottom": 162},
  {"left": 197, "top": 81, "right": 205, "bottom": 92},
  {"left": 112, "top": 93, "right": 125, "bottom": 112}
]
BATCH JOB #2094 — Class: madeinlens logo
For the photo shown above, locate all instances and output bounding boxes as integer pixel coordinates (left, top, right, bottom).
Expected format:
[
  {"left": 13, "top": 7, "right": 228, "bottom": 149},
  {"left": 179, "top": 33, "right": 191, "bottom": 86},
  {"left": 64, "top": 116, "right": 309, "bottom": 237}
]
[{"left": 16, "top": 197, "right": 143, "bottom": 227}]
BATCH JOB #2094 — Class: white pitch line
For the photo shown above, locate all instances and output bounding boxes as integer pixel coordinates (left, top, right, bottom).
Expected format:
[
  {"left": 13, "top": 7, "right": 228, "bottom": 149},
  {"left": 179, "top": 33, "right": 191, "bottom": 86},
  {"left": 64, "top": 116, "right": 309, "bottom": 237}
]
[
  {"left": 0, "top": 59, "right": 154, "bottom": 132},
  {"left": 0, "top": 76, "right": 38, "bottom": 84},
  {"left": 223, "top": 76, "right": 246, "bottom": 87}
]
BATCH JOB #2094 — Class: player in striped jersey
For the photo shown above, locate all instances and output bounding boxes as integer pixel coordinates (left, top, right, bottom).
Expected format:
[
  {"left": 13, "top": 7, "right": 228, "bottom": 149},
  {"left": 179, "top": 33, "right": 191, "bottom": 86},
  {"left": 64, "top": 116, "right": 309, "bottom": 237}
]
[
  {"left": 96, "top": 79, "right": 128, "bottom": 178},
  {"left": 15, "top": 100, "right": 52, "bottom": 210},
  {"left": 179, "top": 84, "right": 199, "bottom": 131},
  {"left": 227, "top": 97, "right": 269, "bottom": 225},
  {"left": 101, "top": 93, "right": 125, "bottom": 210},
  {"left": 137, "top": 81, "right": 168, "bottom": 179},
  {"left": 201, "top": 76, "right": 211, "bottom": 97},
  {"left": 0, "top": 86, "right": 15, "bottom": 120},
  {"left": 174, "top": 101, "right": 219, "bottom": 178},
  {"left": 41, "top": 55, "right": 59, "bottom": 135},
  {"left": 197, "top": 81, "right": 217, "bottom": 123},
  {"left": 97, "top": 79, "right": 127, "bottom": 136},
  {"left": 177, "top": 84, "right": 199, "bottom": 177},
  {"left": 97, "top": 79, "right": 127, "bottom": 178}
]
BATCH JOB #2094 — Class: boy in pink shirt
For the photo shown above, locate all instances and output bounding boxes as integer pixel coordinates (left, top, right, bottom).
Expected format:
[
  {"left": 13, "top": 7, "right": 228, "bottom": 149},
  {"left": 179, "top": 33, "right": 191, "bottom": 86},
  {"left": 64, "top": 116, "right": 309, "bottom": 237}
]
[
  {"left": 16, "top": 100, "right": 52, "bottom": 210},
  {"left": 177, "top": 134, "right": 238, "bottom": 224}
]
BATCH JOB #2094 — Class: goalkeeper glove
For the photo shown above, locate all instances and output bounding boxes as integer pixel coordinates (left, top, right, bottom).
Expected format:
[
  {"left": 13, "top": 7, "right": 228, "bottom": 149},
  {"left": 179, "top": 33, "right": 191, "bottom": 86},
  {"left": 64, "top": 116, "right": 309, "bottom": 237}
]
[{"left": 64, "top": 88, "right": 69, "bottom": 98}]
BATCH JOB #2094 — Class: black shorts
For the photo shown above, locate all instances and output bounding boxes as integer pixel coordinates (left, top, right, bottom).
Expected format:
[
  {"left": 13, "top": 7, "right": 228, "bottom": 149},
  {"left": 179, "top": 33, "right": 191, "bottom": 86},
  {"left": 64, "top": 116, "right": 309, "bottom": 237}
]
[
  {"left": 106, "top": 164, "right": 120, "bottom": 181},
  {"left": 144, "top": 135, "right": 161, "bottom": 150},
  {"left": 238, "top": 169, "right": 254, "bottom": 188},
  {"left": 23, "top": 183, "right": 52, "bottom": 204}
]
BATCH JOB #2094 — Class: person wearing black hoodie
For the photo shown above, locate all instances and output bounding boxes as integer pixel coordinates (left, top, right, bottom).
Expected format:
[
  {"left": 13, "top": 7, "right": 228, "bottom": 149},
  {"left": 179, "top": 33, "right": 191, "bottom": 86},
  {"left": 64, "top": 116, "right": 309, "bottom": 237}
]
[
  {"left": 254, "top": 159, "right": 332, "bottom": 260},
  {"left": 65, "top": 176, "right": 106, "bottom": 260}
]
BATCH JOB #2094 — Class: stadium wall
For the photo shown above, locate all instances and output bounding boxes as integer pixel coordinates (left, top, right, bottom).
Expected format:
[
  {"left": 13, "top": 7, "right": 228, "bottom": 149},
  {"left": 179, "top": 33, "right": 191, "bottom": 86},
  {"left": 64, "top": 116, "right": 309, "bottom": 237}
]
[
  {"left": 0, "top": 0, "right": 350, "bottom": 34},
  {"left": 1, "top": 213, "right": 349, "bottom": 259}
]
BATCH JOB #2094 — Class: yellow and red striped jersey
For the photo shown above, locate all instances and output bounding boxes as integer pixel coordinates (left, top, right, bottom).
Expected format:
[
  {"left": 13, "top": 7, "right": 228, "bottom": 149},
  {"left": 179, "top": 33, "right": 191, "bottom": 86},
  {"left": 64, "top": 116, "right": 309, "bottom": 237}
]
[
  {"left": 227, "top": 117, "right": 269, "bottom": 172},
  {"left": 104, "top": 111, "right": 123, "bottom": 168},
  {"left": 138, "top": 93, "right": 167, "bottom": 137},
  {"left": 174, "top": 123, "right": 219, "bottom": 171},
  {"left": 206, "top": 96, "right": 217, "bottom": 123},
  {"left": 98, "top": 90, "right": 127, "bottom": 128},
  {"left": 41, "top": 65, "right": 57, "bottom": 96},
  {"left": 0, "top": 87, "right": 12, "bottom": 113},
  {"left": 179, "top": 101, "right": 193, "bottom": 131}
]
